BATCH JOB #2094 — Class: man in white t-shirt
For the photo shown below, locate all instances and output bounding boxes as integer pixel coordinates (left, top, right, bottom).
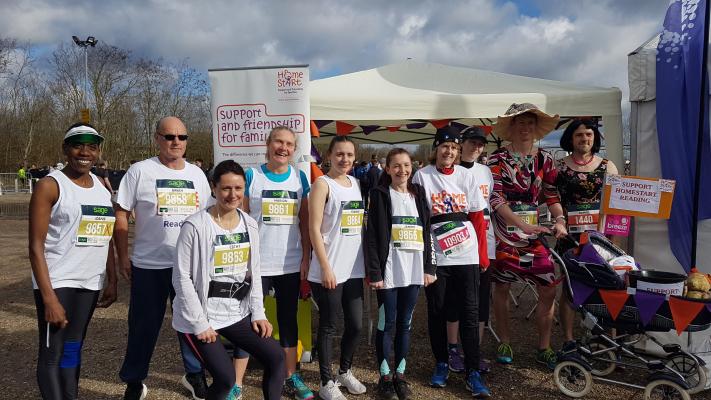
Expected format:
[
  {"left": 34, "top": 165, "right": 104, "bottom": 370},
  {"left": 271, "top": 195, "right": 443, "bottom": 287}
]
[{"left": 115, "top": 117, "right": 212, "bottom": 400}]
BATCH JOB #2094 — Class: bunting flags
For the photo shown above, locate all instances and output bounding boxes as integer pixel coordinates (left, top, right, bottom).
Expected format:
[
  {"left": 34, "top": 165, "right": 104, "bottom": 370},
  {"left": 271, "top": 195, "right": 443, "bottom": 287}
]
[
  {"left": 310, "top": 120, "right": 320, "bottom": 138},
  {"left": 576, "top": 286, "right": 711, "bottom": 334},
  {"left": 633, "top": 290, "right": 666, "bottom": 326},
  {"left": 570, "top": 280, "right": 595, "bottom": 307},
  {"left": 668, "top": 296, "right": 706, "bottom": 335},
  {"left": 335, "top": 121, "right": 355, "bottom": 136},
  {"left": 311, "top": 120, "right": 493, "bottom": 136},
  {"left": 599, "top": 289, "right": 629, "bottom": 320}
]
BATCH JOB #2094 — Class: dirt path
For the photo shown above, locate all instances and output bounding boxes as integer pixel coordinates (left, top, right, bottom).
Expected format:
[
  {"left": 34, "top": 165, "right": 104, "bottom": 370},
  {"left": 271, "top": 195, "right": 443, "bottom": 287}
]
[{"left": 0, "top": 218, "right": 642, "bottom": 399}]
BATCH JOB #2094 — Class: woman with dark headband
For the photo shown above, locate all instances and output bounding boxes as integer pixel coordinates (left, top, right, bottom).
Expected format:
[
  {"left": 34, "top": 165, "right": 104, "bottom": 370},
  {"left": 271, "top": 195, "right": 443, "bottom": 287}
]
[
  {"left": 487, "top": 103, "right": 567, "bottom": 371},
  {"left": 29, "top": 123, "right": 117, "bottom": 399},
  {"left": 172, "top": 160, "right": 285, "bottom": 400},
  {"left": 554, "top": 119, "right": 618, "bottom": 352}
]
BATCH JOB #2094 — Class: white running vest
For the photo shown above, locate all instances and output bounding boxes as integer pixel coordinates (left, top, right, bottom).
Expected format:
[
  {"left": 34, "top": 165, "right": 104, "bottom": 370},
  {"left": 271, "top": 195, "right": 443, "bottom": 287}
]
[
  {"left": 308, "top": 175, "right": 365, "bottom": 285},
  {"left": 35, "top": 171, "right": 114, "bottom": 290},
  {"left": 247, "top": 166, "right": 305, "bottom": 276}
]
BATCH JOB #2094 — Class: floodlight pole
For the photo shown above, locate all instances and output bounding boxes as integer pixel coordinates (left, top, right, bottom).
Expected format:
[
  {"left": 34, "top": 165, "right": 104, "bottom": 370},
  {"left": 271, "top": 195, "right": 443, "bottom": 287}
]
[{"left": 72, "top": 36, "right": 97, "bottom": 109}]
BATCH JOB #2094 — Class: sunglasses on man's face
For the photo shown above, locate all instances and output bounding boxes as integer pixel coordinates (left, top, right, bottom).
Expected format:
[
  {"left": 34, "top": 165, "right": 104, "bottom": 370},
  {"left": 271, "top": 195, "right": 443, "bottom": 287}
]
[{"left": 158, "top": 134, "right": 189, "bottom": 141}]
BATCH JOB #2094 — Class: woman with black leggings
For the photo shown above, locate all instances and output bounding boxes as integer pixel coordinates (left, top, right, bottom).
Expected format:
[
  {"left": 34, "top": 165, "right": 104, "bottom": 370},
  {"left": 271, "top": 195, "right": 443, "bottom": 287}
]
[
  {"left": 172, "top": 160, "right": 285, "bottom": 400},
  {"left": 29, "top": 123, "right": 118, "bottom": 399},
  {"left": 307, "top": 136, "right": 367, "bottom": 400}
]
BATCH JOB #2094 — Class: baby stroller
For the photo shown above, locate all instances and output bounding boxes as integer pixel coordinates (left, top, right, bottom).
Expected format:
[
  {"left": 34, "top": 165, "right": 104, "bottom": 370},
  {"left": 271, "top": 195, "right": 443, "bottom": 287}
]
[{"left": 543, "top": 231, "right": 710, "bottom": 400}]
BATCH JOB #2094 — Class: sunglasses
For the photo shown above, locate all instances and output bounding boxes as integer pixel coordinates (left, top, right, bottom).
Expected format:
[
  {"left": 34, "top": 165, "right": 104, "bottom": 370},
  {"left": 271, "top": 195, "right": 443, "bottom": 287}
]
[{"left": 158, "top": 134, "right": 189, "bottom": 141}]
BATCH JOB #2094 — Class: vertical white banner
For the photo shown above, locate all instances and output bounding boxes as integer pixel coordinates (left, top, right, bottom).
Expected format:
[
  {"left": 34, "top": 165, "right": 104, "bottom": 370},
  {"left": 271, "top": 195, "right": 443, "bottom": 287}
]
[{"left": 209, "top": 65, "right": 310, "bottom": 171}]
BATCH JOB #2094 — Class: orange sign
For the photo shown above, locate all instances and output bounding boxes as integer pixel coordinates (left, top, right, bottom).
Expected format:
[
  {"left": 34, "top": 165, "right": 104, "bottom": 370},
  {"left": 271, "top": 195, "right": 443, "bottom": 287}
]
[{"left": 601, "top": 175, "right": 675, "bottom": 219}]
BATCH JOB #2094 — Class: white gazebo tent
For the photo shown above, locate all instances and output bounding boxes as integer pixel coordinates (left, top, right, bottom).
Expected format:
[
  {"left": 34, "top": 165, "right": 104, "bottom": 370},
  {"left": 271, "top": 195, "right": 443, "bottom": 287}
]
[{"left": 309, "top": 62, "right": 624, "bottom": 168}]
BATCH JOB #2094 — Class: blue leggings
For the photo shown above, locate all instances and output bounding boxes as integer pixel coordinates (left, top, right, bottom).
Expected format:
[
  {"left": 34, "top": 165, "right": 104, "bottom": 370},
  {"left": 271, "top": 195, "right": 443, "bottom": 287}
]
[
  {"left": 375, "top": 285, "right": 420, "bottom": 376},
  {"left": 34, "top": 288, "right": 99, "bottom": 400}
]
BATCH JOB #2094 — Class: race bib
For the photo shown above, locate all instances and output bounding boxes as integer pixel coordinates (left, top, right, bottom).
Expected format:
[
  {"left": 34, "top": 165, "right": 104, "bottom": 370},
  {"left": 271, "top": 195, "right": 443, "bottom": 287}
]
[
  {"left": 507, "top": 203, "right": 538, "bottom": 235},
  {"left": 213, "top": 232, "right": 250, "bottom": 277},
  {"left": 340, "top": 200, "right": 364, "bottom": 235},
  {"left": 156, "top": 179, "right": 197, "bottom": 215},
  {"left": 76, "top": 205, "right": 115, "bottom": 246},
  {"left": 391, "top": 216, "right": 424, "bottom": 251},
  {"left": 261, "top": 190, "right": 298, "bottom": 225},
  {"left": 433, "top": 220, "right": 473, "bottom": 257},
  {"left": 567, "top": 203, "right": 600, "bottom": 234}
]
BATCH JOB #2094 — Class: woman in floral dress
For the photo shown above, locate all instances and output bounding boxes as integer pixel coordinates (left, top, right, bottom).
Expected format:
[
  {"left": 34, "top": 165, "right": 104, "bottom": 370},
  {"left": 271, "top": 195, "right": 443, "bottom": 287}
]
[
  {"left": 487, "top": 103, "right": 567, "bottom": 371},
  {"left": 554, "top": 119, "right": 618, "bottom": 352}
]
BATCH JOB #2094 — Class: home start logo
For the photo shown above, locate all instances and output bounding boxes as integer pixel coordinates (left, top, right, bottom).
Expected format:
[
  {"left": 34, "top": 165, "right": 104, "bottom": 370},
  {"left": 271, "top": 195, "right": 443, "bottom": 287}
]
[{"left": 276, "top": 68, "right": 305, "bottom": 95}]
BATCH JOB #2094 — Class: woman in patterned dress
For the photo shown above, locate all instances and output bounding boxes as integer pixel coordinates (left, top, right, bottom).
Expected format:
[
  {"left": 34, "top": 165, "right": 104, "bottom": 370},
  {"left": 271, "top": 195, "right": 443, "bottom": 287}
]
[
  {"left": 555, "top": 119, "right": 618, "bottom": 352},
  {"left": 487, "top": 103, "right": 567, "bottom": 370}
]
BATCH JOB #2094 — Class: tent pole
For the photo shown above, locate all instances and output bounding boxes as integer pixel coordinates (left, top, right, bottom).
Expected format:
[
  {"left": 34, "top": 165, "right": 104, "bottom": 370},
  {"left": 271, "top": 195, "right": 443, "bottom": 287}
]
[{"left": 690, "top": 0, "right": 710, "bottom": 270}]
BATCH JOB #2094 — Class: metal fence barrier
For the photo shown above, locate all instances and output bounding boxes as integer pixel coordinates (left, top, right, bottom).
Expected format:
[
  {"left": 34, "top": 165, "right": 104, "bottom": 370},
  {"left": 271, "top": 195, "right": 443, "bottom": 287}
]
[{"left": 0, "top": 173, "right": 33, "bottom": 195}]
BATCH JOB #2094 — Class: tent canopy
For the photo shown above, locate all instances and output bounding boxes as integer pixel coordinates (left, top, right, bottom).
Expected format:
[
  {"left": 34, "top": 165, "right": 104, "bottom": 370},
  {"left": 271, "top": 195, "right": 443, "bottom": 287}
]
[{"left": 309, "top": 61, "right": 623, "bottom": 167}]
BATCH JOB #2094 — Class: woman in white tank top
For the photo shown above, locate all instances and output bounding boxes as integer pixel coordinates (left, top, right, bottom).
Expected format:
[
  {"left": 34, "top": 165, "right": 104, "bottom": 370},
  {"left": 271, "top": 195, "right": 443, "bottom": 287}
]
[
  {"left": 233, "top": 126, "right": 314, "bottom": 399},
  {"left": 307, "top": 136, "right": 366, "bottom": 400},
  {"left": 28, "top": 123, "right": 117, "bottom": 399}
]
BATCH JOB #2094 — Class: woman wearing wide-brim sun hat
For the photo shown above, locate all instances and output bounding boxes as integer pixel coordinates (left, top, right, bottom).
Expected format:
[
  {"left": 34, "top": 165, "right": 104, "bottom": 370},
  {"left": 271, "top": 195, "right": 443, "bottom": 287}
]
[{"left": 486, "top": 103, "right": 568, "bottom": 371}]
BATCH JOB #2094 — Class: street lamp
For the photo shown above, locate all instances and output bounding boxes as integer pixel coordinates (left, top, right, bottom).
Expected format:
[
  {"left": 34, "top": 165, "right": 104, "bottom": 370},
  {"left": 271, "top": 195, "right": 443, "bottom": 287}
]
[{"left": 72, "top": 35, "right": 98, "bottom": 110}]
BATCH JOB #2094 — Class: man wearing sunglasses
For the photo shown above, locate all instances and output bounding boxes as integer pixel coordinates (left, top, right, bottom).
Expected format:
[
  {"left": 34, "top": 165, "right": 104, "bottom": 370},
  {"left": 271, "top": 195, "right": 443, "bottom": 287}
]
[{"left": 115, "top": 116, "right": 212, "bottom": 400}]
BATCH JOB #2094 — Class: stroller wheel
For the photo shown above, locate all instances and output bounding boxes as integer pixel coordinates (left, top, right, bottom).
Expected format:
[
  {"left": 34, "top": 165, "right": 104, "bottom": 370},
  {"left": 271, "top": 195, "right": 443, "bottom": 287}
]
[
  {"left": 554, "top": 361, "right": 592, "bottom": 398},
  {"left": 643, "top": 379, "right": 690, "bottom": 400},
  {"left": 664, "top": 354, "right": 707, "bottom": 395},
  {"left": 587, "top": 341, "right": 616, "bottom": 377}
]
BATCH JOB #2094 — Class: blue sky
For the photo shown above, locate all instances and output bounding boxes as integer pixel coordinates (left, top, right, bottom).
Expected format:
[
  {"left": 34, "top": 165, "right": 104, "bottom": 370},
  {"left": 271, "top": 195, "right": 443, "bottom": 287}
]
[{"left": 1, "top": 0, "right": 671, "bottom": 103}]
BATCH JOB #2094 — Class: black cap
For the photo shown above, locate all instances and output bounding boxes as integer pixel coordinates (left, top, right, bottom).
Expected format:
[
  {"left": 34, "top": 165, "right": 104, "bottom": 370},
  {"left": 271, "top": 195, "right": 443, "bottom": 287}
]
[
  {"left": 432, "top": 125, "right": 462, "bottom": 149},
  {"left": 461, "top": 126, "right": 488, "bottom": 143}
]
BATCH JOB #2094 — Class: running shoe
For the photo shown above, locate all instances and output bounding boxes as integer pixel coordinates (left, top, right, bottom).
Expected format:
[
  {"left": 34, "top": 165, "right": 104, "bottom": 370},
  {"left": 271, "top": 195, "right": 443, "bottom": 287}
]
[
  {"left": 123, "top": 382, "right": 147, "bottom": 400},
  {"left": 429, "top": 362, "right": 449, "bottom": 388},
  {"left": 465, "top": 370, "right": 491, "bottom": 398},
  {"left": 496, "top": 343, "right": 513, "bottom": 364},
  {"left": 392, "top": 373, "right": 412, "bottom": 400},
  {"left": 536, "top": 348, "right": 558, "bottom": 371},
  {"left": 319, "top": 380, "right": 346, "bottom": 400},
  {"left": 336, "top": 369, "right": 367, "bottom": 394},
  {"left": 228, "top": 385, "right": 242, "bottom": 400},
  {"left": 285, "top": 372, "right": 315, "bottom": 400},
  {"left": 376, "top": 375, "right": 398, "bottom": 400},
  {"left": 448, "top": 347, "right": 466, "bottom": 373},
  {"left": 181, "top": 373, "right": 208, "bottom": 400}
]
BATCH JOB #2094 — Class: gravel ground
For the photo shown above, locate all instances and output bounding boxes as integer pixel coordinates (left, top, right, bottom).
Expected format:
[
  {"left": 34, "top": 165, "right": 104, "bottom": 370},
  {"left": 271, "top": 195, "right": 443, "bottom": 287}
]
[{"left": 1, "top": 217, "right": 650, "bottom": 399}]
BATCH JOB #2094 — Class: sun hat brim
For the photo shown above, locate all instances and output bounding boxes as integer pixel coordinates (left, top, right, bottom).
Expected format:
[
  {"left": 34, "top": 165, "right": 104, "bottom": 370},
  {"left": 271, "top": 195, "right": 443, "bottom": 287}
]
[{"left": 492, "top": 104, "right": 559, "bottom": 141}]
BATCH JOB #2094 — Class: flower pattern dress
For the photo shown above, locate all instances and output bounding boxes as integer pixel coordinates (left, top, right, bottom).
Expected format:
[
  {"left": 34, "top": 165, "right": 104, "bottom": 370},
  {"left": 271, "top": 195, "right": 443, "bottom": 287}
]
[
  {"left": 554, "top": 158, "right": 608, "bottom": 252},
  {"left": 488, "top": 148, "right": 561, "bottom": 286}
]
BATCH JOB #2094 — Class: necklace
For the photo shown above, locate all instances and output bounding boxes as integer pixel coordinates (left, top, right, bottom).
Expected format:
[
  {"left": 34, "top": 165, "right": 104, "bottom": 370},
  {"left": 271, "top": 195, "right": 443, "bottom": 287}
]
[
  {"left": 509, "top": 145, "right": 534, "bottom": 170},
  {"left": 572, "top": 154, "right": 594, "bottom": 166}
]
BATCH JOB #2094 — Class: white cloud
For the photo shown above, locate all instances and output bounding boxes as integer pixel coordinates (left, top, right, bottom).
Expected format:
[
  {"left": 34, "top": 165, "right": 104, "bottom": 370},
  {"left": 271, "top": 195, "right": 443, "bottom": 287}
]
[{"left": 0, "top": 0, "right": 673, "bottom": 116}]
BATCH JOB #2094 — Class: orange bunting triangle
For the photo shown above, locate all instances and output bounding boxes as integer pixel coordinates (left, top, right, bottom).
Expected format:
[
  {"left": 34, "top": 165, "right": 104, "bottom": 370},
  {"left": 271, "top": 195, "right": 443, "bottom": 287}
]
[
  {"left": 598, "top": 289, "right": 629, "bottom": 320},
  {"left": 430, "top": 119, "right": 451, "bottom": 129},
  {"left": 479, "top": 125, "right": 493, "bottom": 134},
  {"left": 335, "top": 121, "right": 355, "bottom": 136},
  {"left": 310, "top": 162, "right": 323, "bottom": 181},
  {"left": 668, "top": 297, "right": 705, "bottom": 335},
  {"left": 387, "top": 126, "right": 400, "bottom": 132},
  {"left": 310, "top": 120, "right": 320, "bottom": 137}
]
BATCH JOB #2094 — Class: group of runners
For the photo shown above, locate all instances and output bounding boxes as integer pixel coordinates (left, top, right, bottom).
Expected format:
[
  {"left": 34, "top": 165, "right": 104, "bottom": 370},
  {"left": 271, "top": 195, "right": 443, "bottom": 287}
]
[{"left": 29, "top": 102, "right": 616, "bottom": 400}]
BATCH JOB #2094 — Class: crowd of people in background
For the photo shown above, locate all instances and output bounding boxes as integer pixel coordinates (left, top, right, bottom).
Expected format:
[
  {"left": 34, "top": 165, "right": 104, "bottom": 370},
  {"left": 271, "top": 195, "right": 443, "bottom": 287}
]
[{"left": 28, "top": 101, "right": 620, "bottom": 400}]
